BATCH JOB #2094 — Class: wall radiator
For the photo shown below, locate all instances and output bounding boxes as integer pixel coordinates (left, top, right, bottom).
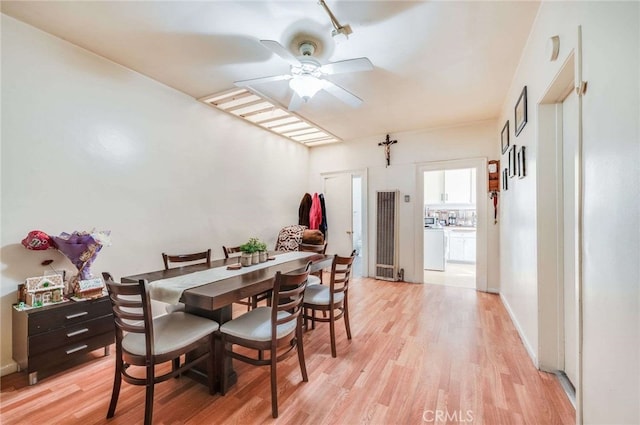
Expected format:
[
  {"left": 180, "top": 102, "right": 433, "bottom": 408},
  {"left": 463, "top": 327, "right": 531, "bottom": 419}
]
[{"left": 375, "top": 190, "right": 399, "bottom": 281}]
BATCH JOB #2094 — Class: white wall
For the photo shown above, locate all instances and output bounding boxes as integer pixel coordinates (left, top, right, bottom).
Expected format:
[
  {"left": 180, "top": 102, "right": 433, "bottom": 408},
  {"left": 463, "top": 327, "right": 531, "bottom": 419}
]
[
  {"left": 0, "top": 16, "right": 309, "bottom": 374},
  {"left": 308, "top": 121, "right": 500, "bottom": 289},
  {"left": 497, "top": 2, "right": 639, "bottom": 423}
]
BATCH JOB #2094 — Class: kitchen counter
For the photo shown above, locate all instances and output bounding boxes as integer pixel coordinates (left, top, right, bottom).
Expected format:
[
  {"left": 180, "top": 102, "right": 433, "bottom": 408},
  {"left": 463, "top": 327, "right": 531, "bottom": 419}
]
[
  {"left": 426, "top": 226, "right": 476, "bottom": 231},
  {"left": 444, "top": 226, "right": 476, "bottom": 232}
]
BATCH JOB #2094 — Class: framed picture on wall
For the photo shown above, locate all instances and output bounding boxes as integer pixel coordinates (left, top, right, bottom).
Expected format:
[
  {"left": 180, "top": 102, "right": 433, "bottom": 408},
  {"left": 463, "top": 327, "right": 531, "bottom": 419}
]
[
  {"left": 514, "top": 86, "right": 528, "bottom": 136},
  {"left": 502, "top": 168, "right": 508, "bottom": 191},
  {"left": 517, "top": 146, "right": 527, "bottom": 178},
  {"left": 508, "top": 145, "right": 517, "bottom": 178},
  {"left": 501, "top": 120, "right": 510, "bottom": 154}
]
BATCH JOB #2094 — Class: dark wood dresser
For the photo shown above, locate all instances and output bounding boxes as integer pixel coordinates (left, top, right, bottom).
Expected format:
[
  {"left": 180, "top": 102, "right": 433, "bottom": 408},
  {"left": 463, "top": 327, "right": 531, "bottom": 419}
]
[{"left": 12, "top": 296, "right": 115, "bottom": 385}]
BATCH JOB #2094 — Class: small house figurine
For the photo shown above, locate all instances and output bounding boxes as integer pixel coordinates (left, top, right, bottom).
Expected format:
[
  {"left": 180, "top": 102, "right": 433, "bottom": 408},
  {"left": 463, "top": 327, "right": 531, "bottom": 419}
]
[
  {"left": 25, "top": 275, "right": 65, "bottom": 307},
  {"left": 75, "top": 277, "right": 105, "bottom": 299}
]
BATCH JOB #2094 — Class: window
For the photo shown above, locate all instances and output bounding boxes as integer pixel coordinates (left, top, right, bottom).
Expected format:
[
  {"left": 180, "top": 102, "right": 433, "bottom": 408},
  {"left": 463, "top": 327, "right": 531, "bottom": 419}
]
[{"left": 200, "top": 88, "right": 341, "bottom": 147}]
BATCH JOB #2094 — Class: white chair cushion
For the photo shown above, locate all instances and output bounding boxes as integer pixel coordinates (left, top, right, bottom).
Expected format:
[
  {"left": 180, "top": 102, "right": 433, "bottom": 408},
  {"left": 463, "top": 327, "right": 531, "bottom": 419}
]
[
  {"left": 165, "top": 302, "right": 185, "bottom": 314},
  {"left": 307, "top": 275, "right": 321, "bottom": 286},
  {"left": 219, "top": 307, "right": 296, "bottom": 342},
  {"left": 303, "top": 285, "right": 344, "bottom": 306},
  {"left": 122, "top": 312, "right": 219, "bottom": 356}
]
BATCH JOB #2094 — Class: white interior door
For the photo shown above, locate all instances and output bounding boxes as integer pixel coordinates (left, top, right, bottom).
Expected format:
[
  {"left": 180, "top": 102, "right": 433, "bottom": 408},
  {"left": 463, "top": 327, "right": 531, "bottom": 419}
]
[
  {"left": 323, "top": 173, "right": 354, "bottom": 257},
  {"left": 562, "top": 89, "right": 578, "bottom": 387}
]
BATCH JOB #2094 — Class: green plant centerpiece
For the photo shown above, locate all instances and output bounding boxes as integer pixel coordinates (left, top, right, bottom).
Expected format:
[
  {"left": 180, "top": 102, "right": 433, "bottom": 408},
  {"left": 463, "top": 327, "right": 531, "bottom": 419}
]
[
  {"left": 257, "top": 240, "right": 268, "bottom": 263},
  {"left": 239, "top": 238, "right": 267, "bottom": 266}
]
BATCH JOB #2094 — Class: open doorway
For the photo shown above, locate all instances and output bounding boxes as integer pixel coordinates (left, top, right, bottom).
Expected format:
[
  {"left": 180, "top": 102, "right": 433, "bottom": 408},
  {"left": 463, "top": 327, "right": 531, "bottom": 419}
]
[
  {"left": 415, "top": 158, "right": 488, "bottom": 292},
  {"left": 423, "top": 168, "right": 477, "bottom": 289}
]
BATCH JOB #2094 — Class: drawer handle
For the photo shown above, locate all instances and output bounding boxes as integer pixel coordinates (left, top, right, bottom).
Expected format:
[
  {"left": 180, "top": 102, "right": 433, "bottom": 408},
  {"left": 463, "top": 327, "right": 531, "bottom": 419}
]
[
  {"left": 67, "top": 328, "right": 89, "bottom": 338},
  {"left": 66, "top": 344, "right": 88, "bottom": 355},
  {"left": 66, "top": 311, "right": 89, "bottom": 320}
]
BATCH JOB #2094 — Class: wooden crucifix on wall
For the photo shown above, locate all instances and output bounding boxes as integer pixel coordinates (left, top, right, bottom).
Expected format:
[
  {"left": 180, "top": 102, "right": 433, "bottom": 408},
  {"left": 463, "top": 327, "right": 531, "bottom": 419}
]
[{"left": 378, "top": 134, "right": 397, "bottom": 167}]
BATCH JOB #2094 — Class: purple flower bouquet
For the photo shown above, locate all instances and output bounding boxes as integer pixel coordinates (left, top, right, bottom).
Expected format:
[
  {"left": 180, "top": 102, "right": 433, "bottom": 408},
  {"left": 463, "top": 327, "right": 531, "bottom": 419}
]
[{"left": 52, "top": 230, "right": 111, "bottom": 295}]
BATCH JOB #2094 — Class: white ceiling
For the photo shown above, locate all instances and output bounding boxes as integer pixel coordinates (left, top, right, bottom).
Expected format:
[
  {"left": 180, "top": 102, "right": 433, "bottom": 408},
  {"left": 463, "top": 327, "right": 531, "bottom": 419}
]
[{"left": 1, "top": 1, "right": 540, "bottom": 142}]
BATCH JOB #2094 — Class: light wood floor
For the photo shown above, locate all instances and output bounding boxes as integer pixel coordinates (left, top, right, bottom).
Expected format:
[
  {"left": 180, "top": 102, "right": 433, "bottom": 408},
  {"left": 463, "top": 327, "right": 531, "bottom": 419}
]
[
  {"left": 1, "top": 277, "right": 575, "bottom": 424},
  {"left": 424, "top": 262, "right": 476, "bottom": 289}
]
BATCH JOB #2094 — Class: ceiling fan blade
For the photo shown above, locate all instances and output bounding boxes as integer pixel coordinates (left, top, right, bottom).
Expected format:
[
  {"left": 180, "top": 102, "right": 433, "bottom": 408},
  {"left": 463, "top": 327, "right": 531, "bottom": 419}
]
[
  {"left": 234, "top": 74, "right": 291, "bottom": 87},
  {"left": 322, "top": 80, "right": 363, "bottom": 107},
  {"left": 320, "top": 57, "right": 373, "bottom": 75},
  {"left": 260, "top": 40, "right": 301, "bottom": 67},
  {"left": 288, "top": 92, "right": 304, "bottom": 111}
]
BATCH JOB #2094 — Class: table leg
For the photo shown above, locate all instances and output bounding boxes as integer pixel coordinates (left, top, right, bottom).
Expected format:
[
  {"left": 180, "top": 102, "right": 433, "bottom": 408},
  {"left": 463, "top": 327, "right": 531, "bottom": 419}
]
[{"left": 184, "top": 304, "right": 237, "bottom": 393}]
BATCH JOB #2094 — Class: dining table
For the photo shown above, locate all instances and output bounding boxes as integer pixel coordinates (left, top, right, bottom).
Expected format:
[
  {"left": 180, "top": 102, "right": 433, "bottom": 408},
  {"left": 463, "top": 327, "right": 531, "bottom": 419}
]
[{"left": 121, "top": 251, "right": 334, "bottom": 392}]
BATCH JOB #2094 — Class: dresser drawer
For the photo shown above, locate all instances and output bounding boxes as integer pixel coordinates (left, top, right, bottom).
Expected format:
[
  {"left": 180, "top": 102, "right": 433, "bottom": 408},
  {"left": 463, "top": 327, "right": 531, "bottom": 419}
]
[
  {"left": 29, "top": 314, "right": 114, "bottom": 356},
  {"left": 28, "top": 297, "right": 112, "bottom": 335},
  {"left": 28, "top": 331, "right": 114, "bottom": 373}
]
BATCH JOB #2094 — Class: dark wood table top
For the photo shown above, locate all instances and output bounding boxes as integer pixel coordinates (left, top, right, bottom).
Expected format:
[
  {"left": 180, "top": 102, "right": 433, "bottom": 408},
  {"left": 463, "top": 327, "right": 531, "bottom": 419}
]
[{"left": 122, "top": 253, "right": 333, "bottom": 311}]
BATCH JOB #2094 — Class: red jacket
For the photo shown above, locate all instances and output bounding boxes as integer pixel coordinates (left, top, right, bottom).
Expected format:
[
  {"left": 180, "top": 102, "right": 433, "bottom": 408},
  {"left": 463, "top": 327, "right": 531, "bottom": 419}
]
[{"left": 309, "top": 193, "right": 322, "bottom": 230}]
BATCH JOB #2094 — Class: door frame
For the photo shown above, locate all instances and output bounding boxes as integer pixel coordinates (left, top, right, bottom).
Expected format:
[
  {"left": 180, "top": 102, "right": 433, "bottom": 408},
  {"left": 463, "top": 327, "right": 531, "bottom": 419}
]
[
  {"left": 321, "top": 169, "right": 368, "bottom": 276},
  {"left": 537, "top": 46, "right": 583, "bottom": 421},
  {"left": 415, "top": 158, "right": 488, "bottom": 291}
]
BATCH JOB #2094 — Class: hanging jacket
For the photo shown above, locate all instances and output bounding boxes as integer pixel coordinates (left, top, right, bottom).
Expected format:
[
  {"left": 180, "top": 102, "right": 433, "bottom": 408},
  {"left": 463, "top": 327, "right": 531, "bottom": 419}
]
[
  {"left": 298, "top": 193, "right": 312, "bottom": 227},
  {"left": 309, "top": 193, "right": 322, "bottom": 230},
  {"left": 319, "top": 193, "right": 328, "bottom": 235}
]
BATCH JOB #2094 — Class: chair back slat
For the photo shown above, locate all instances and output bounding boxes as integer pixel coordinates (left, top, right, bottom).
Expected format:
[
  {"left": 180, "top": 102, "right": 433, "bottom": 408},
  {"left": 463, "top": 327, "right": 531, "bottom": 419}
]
[
  {"left": 271, "top": 263, "right": 311, "bottom": 329},
  {"left": 104, "top": 277, "right": 156, "bottom": 355},
  {"left": 162, "top": 249, "right": 211, "bottom": 270},
  {"left": 274, "top": 286, "right": 305, "bottom": 315},
  {"left": 329, "top": 253, "right": 355, "bottom": 301},
  {"left": 299, "top": 243, "right": 328, "bottom": 254}
]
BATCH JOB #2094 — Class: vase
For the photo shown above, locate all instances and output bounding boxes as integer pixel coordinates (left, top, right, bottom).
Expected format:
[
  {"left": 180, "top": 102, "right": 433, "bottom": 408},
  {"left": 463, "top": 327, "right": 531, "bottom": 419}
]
[
  {"left": 251, "top": 252, "right": 259, "bottom": 265},
  {"left": 259, "top": 251, "right": 268, "bottom": 263},
  {"left": 240, "top": 253, "right": 252, "bottom": 267}
]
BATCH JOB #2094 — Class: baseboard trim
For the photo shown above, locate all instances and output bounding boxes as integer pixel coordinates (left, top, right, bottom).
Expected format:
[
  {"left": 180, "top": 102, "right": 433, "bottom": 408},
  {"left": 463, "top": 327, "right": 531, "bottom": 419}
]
[
  {"left": 555, "top": 370, "right": 577, "bottom": 409},
  {"left": 1, "top": 362, "right": 18, "bottom": 377},
  {"left": 499, "top": 293, "right": 538, "bottom": 368}
]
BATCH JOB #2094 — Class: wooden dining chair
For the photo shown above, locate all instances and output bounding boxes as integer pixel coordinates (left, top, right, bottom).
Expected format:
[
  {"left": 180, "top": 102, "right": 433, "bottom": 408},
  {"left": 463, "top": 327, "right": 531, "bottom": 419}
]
[
  {"left": 303, "top": 252, "right": 355, "bottom": 358},
  {"left": 219, "top": 263, "right": 311, "bottom": 418},
  {"left": 223, "top": 245, "right": 270, "bottom": 311},
  {"left": 298, "top": 242, "right": 328, "bottom": 285},
  {"left": 102, "top": 273, "right": 219, "bottom": 425},
  {"left": 222, "top": 245, "right": 241, "bottom": 259}
]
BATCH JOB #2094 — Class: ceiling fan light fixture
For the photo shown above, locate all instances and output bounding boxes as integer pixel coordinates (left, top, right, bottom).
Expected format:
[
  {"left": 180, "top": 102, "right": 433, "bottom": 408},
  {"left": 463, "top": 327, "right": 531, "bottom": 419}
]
[
  {"left": 238, "top": 39, "right": 371, "bottom": 109},
  {"left": 289, "top": 75, "right": 324, "bottom": 101}
]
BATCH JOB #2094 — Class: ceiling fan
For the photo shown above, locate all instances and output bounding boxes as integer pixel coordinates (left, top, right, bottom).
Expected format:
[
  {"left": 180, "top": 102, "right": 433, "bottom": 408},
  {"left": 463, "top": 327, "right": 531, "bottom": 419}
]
[{"left": 234, "top": 39, "right": 373, "bottom": 111}]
